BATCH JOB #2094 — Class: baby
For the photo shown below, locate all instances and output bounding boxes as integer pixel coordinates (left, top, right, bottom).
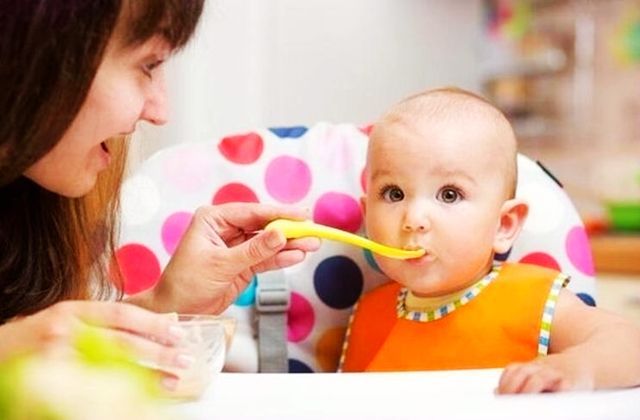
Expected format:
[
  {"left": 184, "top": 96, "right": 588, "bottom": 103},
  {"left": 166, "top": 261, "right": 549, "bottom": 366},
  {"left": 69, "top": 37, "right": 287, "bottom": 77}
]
[{"left": 339, "top": 87, "right": 640, "bottom": 393}]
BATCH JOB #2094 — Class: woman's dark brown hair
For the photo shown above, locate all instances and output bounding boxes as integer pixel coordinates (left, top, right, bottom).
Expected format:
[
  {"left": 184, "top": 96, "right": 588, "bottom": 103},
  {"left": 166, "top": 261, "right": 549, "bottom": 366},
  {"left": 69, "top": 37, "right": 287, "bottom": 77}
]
[{"left": 0, "top": 0, "right": 204, "bottom": 323}]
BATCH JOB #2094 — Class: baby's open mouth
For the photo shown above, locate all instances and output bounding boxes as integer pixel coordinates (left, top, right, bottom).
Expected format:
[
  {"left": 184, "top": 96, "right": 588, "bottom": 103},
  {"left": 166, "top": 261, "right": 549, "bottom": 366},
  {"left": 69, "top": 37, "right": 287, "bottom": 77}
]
[{"left": 100, "top": 141, "right": 109, "bottom": 153}]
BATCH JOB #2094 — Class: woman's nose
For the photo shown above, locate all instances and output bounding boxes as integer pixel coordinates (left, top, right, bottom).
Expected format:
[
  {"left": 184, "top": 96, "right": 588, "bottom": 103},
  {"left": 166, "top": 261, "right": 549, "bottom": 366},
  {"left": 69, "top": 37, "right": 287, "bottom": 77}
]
[{"left": 140, "top": 71, "right": 168, "bottom": 126}]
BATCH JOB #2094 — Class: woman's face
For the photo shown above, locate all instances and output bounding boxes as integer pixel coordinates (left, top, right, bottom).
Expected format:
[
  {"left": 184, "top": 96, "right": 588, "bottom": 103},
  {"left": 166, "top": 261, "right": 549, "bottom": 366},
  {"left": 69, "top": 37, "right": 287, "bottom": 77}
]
[{"left": 23, "top": 35, "right": 171, "bottom": 197}]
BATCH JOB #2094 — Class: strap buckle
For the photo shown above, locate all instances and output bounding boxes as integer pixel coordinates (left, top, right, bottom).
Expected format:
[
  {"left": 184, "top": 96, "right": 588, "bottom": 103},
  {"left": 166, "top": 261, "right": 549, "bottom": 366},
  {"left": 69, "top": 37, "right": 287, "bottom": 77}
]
[{"left": 256, "top": 275, "right": 290, "bottom": 313}]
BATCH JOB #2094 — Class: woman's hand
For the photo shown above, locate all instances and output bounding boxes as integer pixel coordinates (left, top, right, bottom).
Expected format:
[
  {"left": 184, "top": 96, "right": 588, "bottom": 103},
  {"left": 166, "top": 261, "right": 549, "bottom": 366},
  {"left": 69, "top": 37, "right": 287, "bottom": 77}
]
[
  {"left": 140, "top": 203, "right": 321, "bottom": 314},
  {"left": 0, "top": 300, "right": 191, "bottom": 390}
]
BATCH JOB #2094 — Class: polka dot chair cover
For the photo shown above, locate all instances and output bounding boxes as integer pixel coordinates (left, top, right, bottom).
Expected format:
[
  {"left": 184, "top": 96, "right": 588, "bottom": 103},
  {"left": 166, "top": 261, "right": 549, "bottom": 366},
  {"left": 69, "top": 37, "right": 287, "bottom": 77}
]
[{"left": 117, "top": 122, "right": 596, "bottom": 373}]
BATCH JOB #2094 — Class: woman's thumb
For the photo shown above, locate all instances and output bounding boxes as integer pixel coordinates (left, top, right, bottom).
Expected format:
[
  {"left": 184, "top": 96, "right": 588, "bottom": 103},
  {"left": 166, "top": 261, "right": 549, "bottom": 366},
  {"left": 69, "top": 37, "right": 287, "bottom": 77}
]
[{"left": 236, "top": 229, "right": 286, "bottom": 266}]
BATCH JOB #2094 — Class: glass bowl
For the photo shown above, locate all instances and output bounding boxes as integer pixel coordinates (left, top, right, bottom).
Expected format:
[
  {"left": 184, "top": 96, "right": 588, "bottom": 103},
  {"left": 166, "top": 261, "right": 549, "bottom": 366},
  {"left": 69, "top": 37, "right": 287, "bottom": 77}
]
[{"left": 168, "top": 314, "right": 236, "bottom": 400}]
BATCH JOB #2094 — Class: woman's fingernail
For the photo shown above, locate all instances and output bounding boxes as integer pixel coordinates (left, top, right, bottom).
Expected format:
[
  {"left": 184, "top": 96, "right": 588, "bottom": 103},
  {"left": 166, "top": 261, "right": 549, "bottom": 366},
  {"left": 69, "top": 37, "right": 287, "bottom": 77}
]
[
  {"left": 176, "top": 353, "right": 195, "bottom": 369},
  {"left": 168, "top": 325, "right": 186, "bottom": 343},
  {"left": 161, "top": 377, "right": 179, "bottom": 391},
  {"left": 267, "top": 230, "right": 284, "bottom": 249}
]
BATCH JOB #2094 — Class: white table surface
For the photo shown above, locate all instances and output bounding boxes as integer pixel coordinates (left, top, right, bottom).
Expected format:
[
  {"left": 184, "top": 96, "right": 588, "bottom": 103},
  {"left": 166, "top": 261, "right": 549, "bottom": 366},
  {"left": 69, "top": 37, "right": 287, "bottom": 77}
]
[{"left": 174, "top": 369, "right": 640, "bottom": 419}]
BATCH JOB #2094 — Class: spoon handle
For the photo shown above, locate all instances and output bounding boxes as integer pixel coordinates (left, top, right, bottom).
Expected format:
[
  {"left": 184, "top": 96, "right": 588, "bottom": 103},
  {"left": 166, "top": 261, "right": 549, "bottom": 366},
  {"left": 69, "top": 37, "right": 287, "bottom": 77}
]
[{"left": 265, "top": 219, "right": 424, "bottom": 260}]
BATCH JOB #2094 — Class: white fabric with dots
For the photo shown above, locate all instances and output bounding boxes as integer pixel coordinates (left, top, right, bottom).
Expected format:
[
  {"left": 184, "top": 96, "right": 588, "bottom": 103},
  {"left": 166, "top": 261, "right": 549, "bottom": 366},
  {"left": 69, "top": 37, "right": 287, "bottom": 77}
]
[{"left": 118, "top": 122, "right": 596, "bottom": 373}]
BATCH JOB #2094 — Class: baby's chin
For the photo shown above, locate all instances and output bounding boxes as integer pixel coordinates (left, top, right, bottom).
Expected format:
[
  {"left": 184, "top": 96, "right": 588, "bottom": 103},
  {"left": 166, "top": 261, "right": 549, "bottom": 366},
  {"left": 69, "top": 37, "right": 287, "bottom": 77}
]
[{"left": 396, "top": 273, "right": 468, "bottom": 297}]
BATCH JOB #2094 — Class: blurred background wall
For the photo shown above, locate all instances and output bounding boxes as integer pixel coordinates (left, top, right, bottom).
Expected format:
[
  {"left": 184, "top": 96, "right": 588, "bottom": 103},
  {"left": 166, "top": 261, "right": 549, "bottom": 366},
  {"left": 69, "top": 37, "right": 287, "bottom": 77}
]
[
  {"left": 133, "top": 0, "right": 640, "bottom": 223},
  {"left": 133, "top": 0, "right": 483, "bottom": 156}
]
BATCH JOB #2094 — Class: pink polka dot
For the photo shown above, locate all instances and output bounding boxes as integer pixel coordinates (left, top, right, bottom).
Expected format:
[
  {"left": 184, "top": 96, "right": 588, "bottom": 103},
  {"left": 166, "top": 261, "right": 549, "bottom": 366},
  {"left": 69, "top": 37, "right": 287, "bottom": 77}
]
[
  {"left": 112, "top": 244, "right": 161, "bottom": 294},
  {"left": 320, "top": 127, "right": 357, "bottom": 173},
  {"left": 218, "top": 132, "right": 264, "bottom": 164},
  {"left": 313, "top": 192, "right": 362, "bottom": 233},
  {"left": 565, "top": 226, "right": 595, "bottom": 276},
  {"left": 212, "top": 183, "right": 259, "bottom": 205},
  {"left": 519, "top": 252, "right": 561, "bottom": 271},
  {"left": 287, "top": 292, "right": 315, "bottom": 342},
  {"left": 359, "top": 124, "right": 373, "bottom": 136},
  {"left": 265, "top": 156, "right": 312, "bottom": 203},
  {"left": 163, "top": 147, "right": 211, "bottom": 192},
  {"left": 161, "top": 211, "right": 193, "bottom": 255}
]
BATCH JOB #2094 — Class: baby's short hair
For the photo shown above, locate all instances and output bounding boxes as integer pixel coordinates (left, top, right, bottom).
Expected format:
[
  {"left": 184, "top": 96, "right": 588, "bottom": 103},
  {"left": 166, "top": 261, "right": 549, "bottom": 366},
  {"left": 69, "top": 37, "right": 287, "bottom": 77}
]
[{"left": 373, "top": 87, "right": 518, "bottom": 198}]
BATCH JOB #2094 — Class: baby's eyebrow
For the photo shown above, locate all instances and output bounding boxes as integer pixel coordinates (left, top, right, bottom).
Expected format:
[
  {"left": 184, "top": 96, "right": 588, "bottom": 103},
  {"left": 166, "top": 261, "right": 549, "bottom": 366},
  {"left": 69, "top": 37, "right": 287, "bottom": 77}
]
[
  {"left": 432, "top": 168, "right": 477, "bottom": 185},
  {"left": 370, "top": 167, "right": 477, "bottom": 187},
  {"left": 370, "top": 168, "right": 393, "bottom": 182}
]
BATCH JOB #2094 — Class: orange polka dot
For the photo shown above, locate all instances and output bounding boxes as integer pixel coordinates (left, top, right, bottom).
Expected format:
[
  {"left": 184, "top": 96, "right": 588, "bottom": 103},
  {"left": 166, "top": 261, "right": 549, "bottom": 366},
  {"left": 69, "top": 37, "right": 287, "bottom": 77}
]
[{"left": 315, "top": 326, "right": 347, "bottom": 372}]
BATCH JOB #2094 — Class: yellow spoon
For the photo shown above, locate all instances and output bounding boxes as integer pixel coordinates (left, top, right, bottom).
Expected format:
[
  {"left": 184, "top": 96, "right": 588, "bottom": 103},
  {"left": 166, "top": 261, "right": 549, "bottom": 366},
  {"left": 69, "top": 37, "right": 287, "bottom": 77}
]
[{"left": 265, "top": 219, "right": 425, "bottom": 260}]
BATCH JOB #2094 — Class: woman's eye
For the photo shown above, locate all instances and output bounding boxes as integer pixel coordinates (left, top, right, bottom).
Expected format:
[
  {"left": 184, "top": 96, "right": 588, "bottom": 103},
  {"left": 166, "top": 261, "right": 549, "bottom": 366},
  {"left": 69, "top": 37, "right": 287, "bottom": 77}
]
[
  {"left": 142, "top": 59, "right": 164, "bottom": 79},
  {"left": 438, "top": 187, "right": 461, "bottom": 204},
  {"left": 381, "top": 186, "right": 405, "bottom": 202}
]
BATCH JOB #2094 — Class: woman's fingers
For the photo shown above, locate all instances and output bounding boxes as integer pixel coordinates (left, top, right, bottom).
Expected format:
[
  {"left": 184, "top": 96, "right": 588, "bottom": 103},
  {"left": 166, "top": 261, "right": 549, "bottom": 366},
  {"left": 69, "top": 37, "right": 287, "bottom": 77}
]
[
  {"left": 67, "top": 303, "right": 196, "bottom": 390},
  {"left": 57, "top": 301, "right": 185, "bottom": 346},
  {"left": 283, "top": 236, "right": 322, "bottom": 252},
  {"left": 196, "top": 203, "right": 310, "bottom": 236},
  {"left": 91, "top": 325, "right": 193, "bottom": 373},
  {"left": 154, "top": 203, "right": 320, "bottom": 314},
  {"left": 227, "top": 229, "right": 287, "bottom": 268}
]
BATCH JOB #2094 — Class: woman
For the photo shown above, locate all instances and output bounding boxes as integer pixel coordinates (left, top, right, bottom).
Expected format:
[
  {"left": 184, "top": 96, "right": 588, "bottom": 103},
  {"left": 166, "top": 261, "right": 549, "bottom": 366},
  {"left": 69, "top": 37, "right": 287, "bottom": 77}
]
[{"left": 0, "top": 0, "right": 318, "bottom": 389}]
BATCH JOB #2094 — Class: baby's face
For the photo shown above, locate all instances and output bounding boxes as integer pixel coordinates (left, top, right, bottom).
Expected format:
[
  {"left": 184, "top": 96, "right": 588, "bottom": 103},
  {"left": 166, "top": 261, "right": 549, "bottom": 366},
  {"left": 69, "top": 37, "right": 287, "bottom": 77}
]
[{"left": 364, "top": 117, "right": 511, "bottom": 296}]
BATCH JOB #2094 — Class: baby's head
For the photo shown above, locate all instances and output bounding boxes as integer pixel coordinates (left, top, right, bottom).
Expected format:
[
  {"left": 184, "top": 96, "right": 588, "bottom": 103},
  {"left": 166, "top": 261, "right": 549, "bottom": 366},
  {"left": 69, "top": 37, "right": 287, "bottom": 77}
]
[{"left": 363, "top": 87, "right": 528, "bottom": 296}]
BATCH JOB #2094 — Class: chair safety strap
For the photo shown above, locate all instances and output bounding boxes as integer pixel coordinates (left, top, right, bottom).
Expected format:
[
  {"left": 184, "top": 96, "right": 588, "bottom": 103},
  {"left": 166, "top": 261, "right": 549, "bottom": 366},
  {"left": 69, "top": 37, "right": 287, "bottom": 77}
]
[{"left": 256, "top": 271, "right": 290, "bottom": 373}]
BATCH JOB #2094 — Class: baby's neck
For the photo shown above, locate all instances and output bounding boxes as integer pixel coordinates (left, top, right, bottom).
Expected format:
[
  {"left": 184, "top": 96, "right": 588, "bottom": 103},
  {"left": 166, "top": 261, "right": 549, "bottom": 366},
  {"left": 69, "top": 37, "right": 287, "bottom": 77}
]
[
  {"left": 405, "top": 282, "right": 477, "bottom": 312},
  {"left": 410, "top": 262, "right": 495, "bottom": 298}
]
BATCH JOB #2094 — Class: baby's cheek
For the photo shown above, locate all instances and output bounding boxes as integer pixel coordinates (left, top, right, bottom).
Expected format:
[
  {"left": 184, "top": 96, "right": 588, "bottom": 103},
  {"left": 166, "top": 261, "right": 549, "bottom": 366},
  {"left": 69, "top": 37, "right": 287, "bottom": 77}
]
[{"left": 374, "top": 257, "right": 402, "bottom": 279}]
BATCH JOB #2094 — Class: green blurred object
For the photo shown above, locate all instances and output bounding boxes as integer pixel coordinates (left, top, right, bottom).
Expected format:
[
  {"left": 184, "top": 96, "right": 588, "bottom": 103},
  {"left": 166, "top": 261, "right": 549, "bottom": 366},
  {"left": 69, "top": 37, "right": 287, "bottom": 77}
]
[
  {"left": 611, "top": 6, "right": 640, "bottom": 64},
  {"left": 0, "top": 327, "right": 167, "bottom": 420},
  {"left": 503, "top": 0, "right": 532, "bottom": 39},
  {"left": 607, "top": 201, "right": 640, "bottom": 231}
]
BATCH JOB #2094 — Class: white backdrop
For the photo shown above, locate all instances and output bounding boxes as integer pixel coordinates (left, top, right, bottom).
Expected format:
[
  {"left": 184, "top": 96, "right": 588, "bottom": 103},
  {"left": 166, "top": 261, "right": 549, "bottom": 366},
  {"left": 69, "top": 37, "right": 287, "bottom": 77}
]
[{"left": 132, "top": 0, "right": 483, "bottom": 160}]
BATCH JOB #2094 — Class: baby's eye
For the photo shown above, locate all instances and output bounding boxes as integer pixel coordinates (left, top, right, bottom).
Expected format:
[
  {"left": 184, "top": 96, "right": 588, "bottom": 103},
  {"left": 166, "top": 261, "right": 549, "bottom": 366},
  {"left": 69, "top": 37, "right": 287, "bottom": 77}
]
[
  {"left": 437, "top": 187, "right": 462, "bottom": 204},
  {"left": 381, "top": 185, "right": 405, "bottom": 202}
]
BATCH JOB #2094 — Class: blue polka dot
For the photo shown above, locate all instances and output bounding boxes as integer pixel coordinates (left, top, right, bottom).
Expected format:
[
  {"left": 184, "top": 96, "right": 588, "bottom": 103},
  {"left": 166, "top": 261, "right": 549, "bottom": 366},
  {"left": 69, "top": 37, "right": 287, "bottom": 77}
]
[
  {"left": 234, "top": 276, "right": 256, "bottom": 306},
  {"left": 288, "top": 358, "right": 313, "bottom": 373},
  {"left": 314, "top": 256, "right": 363, "bottom": 309},
  {"left": 269, "top": 126, "right": 308, "bottom": 139},
  {"left": 363, "top": 249, "right": 382, "bottom": 273},
  {"left": 576, "top": 292, "right": 596, "bottom": 307},
  {"left": 494, "top": 247, "right": 512, "bottom": 262}
]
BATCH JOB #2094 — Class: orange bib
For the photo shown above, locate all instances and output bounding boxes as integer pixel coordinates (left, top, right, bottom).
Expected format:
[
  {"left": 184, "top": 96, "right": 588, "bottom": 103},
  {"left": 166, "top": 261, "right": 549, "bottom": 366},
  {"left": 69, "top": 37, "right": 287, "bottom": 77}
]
[{"left": 341, "top": 263, "right": 565, "bottom": 372}]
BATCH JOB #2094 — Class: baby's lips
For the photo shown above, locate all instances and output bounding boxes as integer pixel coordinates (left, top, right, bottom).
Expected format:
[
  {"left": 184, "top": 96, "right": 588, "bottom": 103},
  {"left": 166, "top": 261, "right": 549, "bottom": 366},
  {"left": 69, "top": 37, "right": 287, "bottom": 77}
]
[
  {"left": 403, "top": 245, "right": 429, "bottom": 261},
  {"left": 404, "top": 244, "right": 426, "bottom": 253}
]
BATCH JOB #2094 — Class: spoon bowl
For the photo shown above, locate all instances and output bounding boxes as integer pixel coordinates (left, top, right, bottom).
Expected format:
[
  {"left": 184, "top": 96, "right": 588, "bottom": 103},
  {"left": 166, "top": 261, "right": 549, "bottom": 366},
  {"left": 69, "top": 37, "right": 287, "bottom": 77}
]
[{"left": 265, "top": 219, "right": 425, "bottom": 260}]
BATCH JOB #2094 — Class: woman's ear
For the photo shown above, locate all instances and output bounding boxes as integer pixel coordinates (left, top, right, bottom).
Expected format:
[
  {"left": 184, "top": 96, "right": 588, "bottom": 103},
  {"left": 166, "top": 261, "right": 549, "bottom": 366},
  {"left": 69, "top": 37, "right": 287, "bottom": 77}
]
[{"left": 493, "top": 198, "right": 529, "bottom": 254}]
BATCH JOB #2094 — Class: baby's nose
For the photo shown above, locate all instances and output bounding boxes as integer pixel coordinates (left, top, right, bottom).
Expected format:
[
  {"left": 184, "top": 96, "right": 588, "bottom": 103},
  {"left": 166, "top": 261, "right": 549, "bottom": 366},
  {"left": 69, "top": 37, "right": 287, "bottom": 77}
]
[{"left": 402, "top": 220, "right": 428, "bottom": 232}]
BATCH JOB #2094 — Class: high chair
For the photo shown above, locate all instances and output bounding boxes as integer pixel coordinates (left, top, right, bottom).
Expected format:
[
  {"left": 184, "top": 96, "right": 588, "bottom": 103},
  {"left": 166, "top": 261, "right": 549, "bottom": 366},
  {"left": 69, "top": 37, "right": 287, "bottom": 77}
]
[{"left": 117, "top": 122, "right": 596, "bottom": 373}]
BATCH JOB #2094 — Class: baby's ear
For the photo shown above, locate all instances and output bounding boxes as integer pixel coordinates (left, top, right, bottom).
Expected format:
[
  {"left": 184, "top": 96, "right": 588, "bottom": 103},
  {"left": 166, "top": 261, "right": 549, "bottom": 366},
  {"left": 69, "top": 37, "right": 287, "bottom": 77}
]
[
  {"left": 360, "top": 195, "right": 367, "bottom": 217},
  {"left": 493, "top": 198, "right": 529, "bottom": 254}
]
